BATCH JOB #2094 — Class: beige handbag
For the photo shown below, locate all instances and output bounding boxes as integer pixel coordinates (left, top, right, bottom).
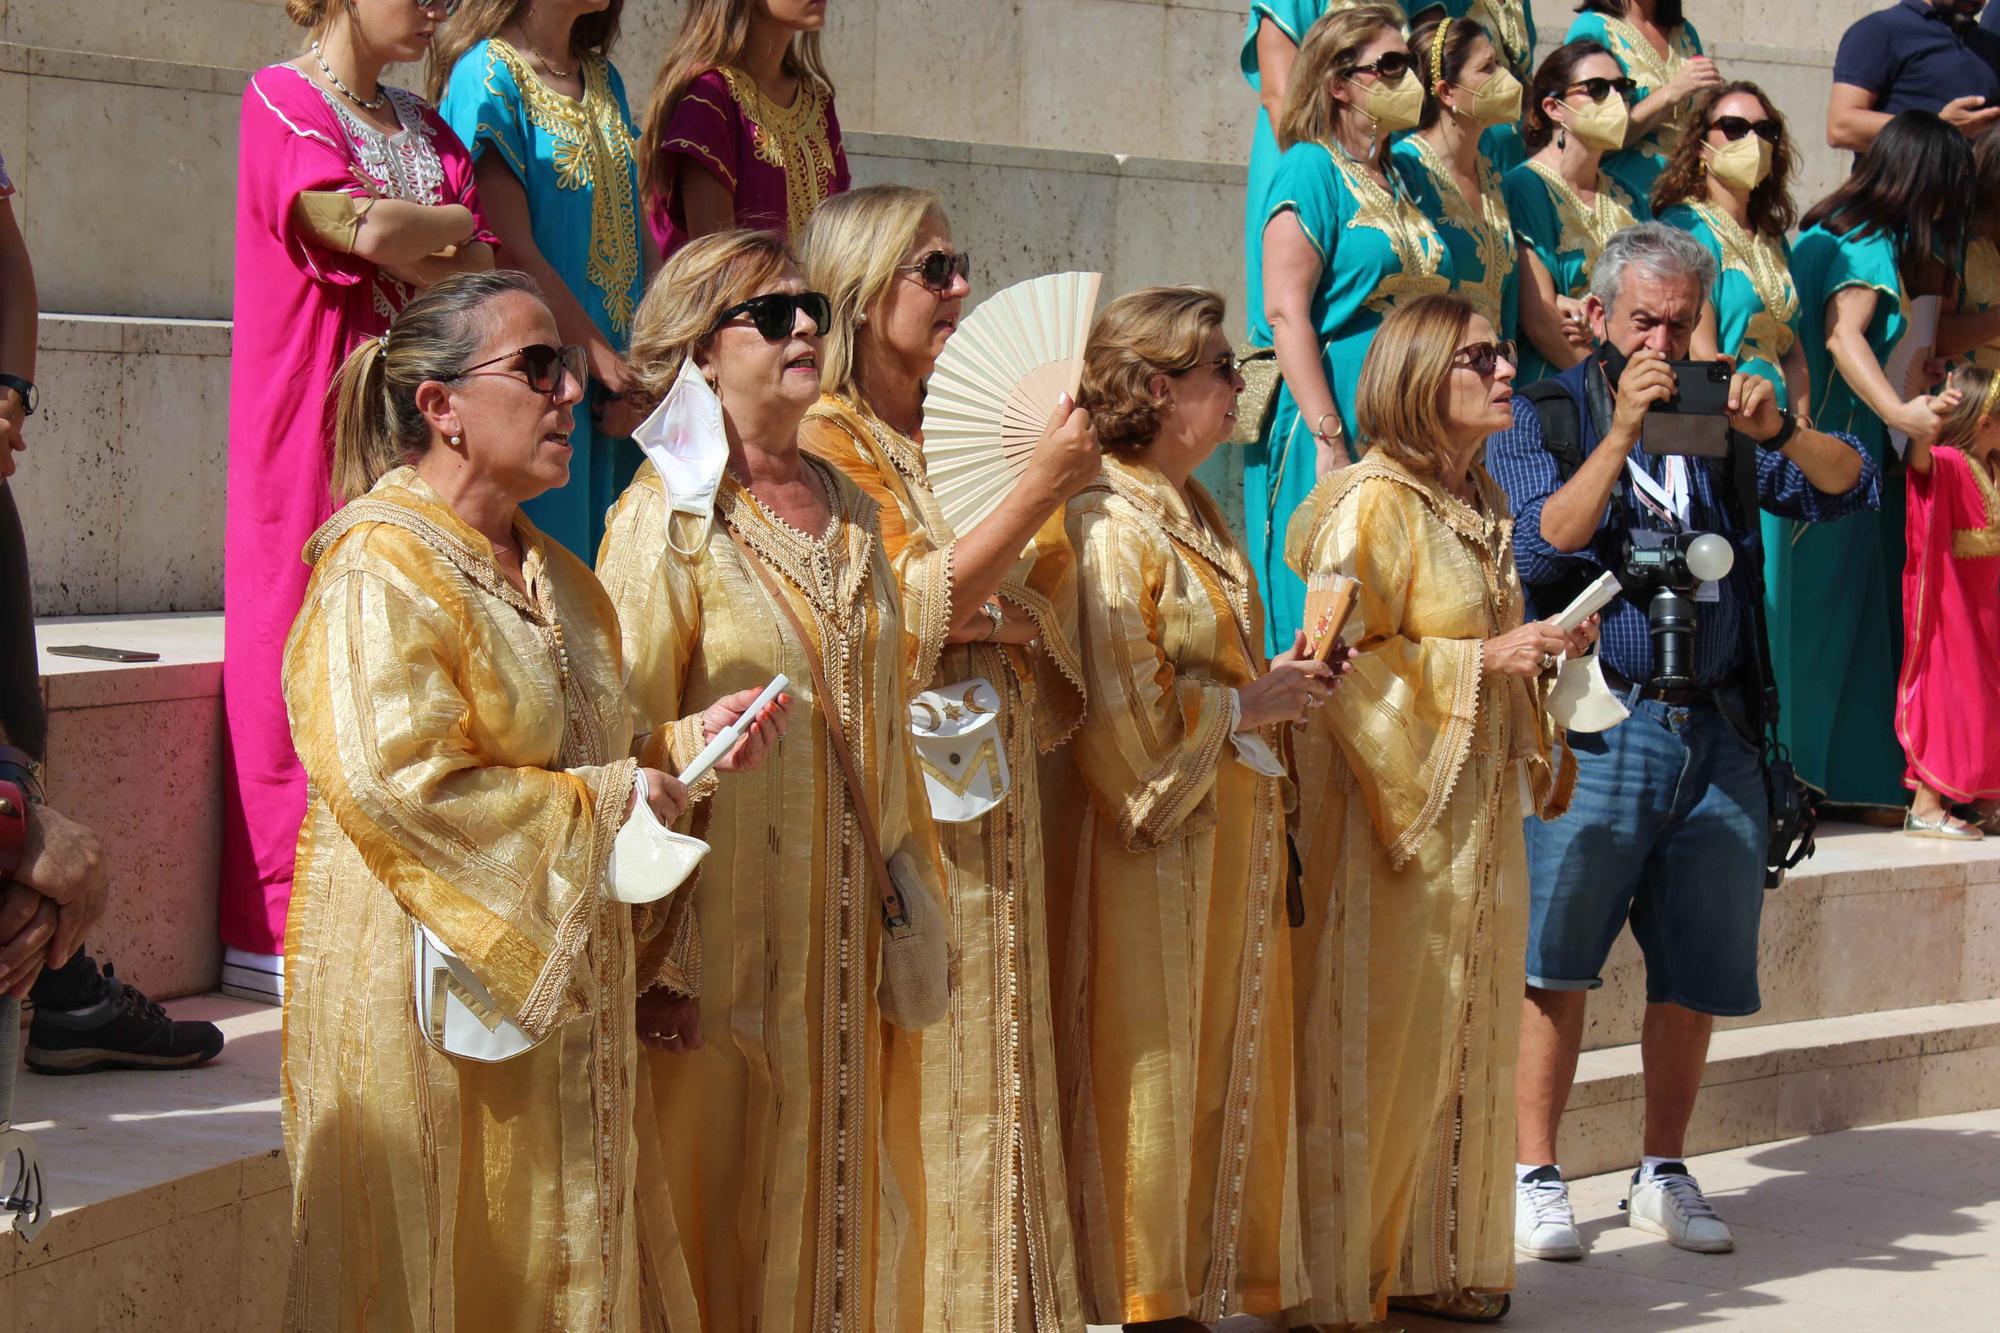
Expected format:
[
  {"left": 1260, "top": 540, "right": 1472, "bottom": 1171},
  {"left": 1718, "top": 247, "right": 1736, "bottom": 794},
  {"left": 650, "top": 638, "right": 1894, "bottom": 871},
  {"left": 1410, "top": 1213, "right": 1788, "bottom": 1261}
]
[
  {"left": 727, "top": 523, "right": 951, "bottom": 1030},
  {"left": 1228, "top": 344, "right": 1281, "bottom": 446}
]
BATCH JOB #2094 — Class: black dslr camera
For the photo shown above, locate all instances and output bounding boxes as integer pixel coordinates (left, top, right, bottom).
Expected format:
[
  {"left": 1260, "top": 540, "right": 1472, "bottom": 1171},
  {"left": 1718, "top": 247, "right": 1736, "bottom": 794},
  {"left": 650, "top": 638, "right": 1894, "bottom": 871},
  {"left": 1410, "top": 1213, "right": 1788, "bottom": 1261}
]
[{"left": 1617, "top": 531, "right": 1737, "bottom": 690}]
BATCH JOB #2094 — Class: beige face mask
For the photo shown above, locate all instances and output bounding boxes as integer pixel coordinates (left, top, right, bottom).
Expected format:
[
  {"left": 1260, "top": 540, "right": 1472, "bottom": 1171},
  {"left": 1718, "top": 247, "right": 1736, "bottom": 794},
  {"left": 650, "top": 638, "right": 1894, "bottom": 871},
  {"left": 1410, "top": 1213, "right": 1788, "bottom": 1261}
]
[
  {"left": 1360, "top": 68, "right": 1425, "bottom": 134},
  {"left": 1564, "top": 90, "right": 1630, "bottom": 152},
  {"left": 1704, "top": 135, "right": 1774, "bottom": 192},
  {"left": 1454, "top": 67, "right": 1524, "bottom": 128}
]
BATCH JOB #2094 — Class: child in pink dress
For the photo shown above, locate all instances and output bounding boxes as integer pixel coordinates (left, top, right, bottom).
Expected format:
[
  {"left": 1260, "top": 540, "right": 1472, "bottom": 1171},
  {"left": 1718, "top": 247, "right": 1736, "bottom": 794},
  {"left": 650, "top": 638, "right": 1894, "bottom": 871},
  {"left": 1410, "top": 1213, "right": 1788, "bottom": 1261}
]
[
  {"left": 635, "top": 0, "right": 849, "bottom": 262},
  {"left": 1896, "top": 364, "right": 2000, "bottom": 838},
  {"left": 224, "top": 48, "right": 495, "bottom": 982}
]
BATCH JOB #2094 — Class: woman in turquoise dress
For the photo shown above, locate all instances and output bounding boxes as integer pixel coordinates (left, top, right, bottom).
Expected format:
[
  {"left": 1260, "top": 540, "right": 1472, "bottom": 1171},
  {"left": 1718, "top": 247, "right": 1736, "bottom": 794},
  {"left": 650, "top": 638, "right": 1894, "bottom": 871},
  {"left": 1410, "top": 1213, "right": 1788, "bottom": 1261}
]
[
  {"left": 1787, "top": 112, "right": 1973, "bottom": 809},
  {"left": 1411, "top": 0, "right": 1537, "bottom": 172},
  {"left": 1252, "top": 4, "right": 1452, "bottom": 654},
  {"left": 1395, "top": 14, "right": 1522, "bottom": 345},
  {"left": 1653, "top": 83, "right": 1805, "bottom": 408},
  {"left": 1564, "top": 1, "right": 1716, "bottom": 205},
  {"left": 1503, "top": 40, "right": 1644, "bottom": 385},
  {"left": 432, "top": 0, "right": 648, "bottom": 560},
  {"left": 1243, "top": 1, "right": 1340, "bottom": 348}
]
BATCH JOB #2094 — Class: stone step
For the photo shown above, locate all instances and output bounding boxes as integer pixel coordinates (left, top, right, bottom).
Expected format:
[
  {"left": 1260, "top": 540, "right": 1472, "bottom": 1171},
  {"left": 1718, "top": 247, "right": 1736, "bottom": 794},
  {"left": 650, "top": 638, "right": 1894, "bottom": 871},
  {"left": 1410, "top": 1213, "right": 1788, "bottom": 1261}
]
[
  {"left": 1586, "top": 824, "right": 2000, "bottom": 1052},
  {"left": 1562, "top": 998, "right": 2000, "bottom": 1180},
  {"left": 0, "top": 1, "right": 1866, "bottom": 176},
  {"left": 1, "top": 40, "right": 1244, "bottom": 327},
  {"left": 0, "top": 995, "right": 284, "bottom": 1326}
]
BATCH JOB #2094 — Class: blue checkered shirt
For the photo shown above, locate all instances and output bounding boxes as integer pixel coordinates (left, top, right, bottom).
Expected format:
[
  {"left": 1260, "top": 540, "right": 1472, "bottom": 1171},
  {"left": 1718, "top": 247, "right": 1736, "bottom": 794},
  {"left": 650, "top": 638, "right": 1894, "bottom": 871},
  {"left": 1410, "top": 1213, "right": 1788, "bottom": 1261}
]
[{"left": 1484, "top": 363, "right": 1881, "bottom": 688}]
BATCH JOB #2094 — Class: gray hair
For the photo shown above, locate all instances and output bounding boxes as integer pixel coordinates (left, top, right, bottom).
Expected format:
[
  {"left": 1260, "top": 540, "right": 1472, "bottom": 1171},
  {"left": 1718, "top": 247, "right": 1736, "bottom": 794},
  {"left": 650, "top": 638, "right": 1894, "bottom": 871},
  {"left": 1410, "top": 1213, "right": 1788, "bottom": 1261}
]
[{"left": 1589, "top": 223, "right": 1716, "bottom": 315}]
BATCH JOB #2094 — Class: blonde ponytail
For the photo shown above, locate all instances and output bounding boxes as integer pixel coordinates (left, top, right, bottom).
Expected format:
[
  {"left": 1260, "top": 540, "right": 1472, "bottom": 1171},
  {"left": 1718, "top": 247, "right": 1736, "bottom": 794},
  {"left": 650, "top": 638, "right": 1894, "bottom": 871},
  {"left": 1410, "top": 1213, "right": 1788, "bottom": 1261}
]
[
  {"left": 285, "top": 0, "right": 330, "bottom": 30},
  {"left": 327, "top": 269, "right": 545, "bottom": 505}
]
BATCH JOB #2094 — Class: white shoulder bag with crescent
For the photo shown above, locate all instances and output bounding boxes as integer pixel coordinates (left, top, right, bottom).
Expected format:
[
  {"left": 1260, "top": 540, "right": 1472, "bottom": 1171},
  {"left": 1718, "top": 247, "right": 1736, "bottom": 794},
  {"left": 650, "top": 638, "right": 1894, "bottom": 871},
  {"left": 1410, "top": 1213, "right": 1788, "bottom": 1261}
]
[{"left": 910, "top": 677, "right": 1011, "bottom": 823}]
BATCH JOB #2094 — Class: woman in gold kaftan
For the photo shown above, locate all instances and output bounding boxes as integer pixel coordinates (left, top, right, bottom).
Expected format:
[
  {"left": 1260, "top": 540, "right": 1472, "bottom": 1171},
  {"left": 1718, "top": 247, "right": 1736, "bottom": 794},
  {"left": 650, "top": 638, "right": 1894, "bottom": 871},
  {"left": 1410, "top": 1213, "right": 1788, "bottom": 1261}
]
[
  {"left": 1284, "top": 295, "right": 1590, "bottom": 1326},
  {"left": 1053, "top": 287, "right": 1342, "bottom": 1330},
  {"left": 281, "top": 272, "right": 708, "bottom": 1331},
  {"left": 794, "top": 185, "right": 1100, "bottom": 1333},
  {"left": 597, "top": 230, "right": 947, "bottom": 1333}
]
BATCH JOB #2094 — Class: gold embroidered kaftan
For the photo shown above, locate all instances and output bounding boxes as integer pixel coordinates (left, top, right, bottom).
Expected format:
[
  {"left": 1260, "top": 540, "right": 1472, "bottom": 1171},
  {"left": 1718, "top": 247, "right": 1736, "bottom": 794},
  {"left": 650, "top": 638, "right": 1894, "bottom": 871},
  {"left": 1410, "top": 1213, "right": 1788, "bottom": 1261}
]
[
  {"left": 595, "top": 460, "right": 943, "bottom": 1333},
  {"left": 798, "top": 394, "right": 1087, "bottom": 1333},
  {"left": 1045, "top": 456, "right": 1306, "bottom": 1325},
  {"left": 1282, "top": 455, "right": 1571, "bottom": 1325},
  {"left": 280, "top": 469, "right": 649, "bottom": 1332}
]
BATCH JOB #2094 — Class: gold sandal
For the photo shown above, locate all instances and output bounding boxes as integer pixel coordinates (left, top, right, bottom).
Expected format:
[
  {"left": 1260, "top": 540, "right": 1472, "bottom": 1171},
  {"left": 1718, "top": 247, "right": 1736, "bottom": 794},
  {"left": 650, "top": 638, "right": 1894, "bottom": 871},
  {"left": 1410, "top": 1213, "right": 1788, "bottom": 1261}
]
[
  {"left": 1388, "top": 1290, "right": 1511, "bottom": 1323},
  {"left": 1904, "top": 809, "right": 1985, "bottom": 841}
]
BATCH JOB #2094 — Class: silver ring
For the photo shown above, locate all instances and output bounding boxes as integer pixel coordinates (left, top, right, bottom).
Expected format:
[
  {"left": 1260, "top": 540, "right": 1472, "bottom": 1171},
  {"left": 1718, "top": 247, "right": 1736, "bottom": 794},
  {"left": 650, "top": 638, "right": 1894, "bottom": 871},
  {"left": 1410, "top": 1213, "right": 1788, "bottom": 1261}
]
[{"left": 1541, "top": 653, "right": 1557, "bottom": 671}]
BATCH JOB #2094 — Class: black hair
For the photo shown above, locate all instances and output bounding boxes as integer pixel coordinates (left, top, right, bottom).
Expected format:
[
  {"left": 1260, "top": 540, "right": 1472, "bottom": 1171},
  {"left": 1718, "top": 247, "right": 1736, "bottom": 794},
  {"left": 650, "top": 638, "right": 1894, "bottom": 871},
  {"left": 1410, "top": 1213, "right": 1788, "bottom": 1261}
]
[{"left": 1800, "top": 111, "right": 1977, "bottom": 282}]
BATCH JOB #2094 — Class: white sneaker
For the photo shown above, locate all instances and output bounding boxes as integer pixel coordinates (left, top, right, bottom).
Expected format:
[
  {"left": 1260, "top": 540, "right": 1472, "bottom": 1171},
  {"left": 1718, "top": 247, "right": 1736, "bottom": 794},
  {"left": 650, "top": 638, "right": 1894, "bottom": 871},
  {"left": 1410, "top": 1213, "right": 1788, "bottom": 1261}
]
[
  {"left": 1625, "top": 1163, "right": 1735, "bottom": 1253},
  {"left": 1516, "top": 1165, "right": 1584, "bottom": 1260}
]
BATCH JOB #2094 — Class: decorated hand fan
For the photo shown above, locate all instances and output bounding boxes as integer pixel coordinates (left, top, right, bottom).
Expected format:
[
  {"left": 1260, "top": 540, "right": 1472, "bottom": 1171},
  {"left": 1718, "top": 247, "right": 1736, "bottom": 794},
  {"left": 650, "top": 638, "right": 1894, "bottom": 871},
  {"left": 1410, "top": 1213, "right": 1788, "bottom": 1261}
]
[
  {"left": 1304, "top": 571, "right": 1362, "bottom": 664},
  {"left": 920, "top": 270, "right": 1103, "bottom": 536}
]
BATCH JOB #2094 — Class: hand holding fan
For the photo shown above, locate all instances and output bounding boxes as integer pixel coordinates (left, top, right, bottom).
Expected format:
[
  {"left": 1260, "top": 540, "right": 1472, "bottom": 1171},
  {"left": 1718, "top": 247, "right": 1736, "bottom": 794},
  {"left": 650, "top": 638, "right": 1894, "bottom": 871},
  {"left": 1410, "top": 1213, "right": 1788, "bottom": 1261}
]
[
  {"left": 1304, "top": 571, "right": 1362, "bottom": 663},
  {"left": 920, "top": 271, "right": 1103, "bottom": 536}
]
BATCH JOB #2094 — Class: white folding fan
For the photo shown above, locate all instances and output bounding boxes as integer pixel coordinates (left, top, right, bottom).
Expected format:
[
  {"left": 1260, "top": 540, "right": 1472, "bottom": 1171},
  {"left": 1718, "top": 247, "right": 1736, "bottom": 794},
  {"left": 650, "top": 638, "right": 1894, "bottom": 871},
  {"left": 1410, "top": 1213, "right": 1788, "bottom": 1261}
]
[{"left": 921, "top": 270, "right": 1103, "bottom": 537}]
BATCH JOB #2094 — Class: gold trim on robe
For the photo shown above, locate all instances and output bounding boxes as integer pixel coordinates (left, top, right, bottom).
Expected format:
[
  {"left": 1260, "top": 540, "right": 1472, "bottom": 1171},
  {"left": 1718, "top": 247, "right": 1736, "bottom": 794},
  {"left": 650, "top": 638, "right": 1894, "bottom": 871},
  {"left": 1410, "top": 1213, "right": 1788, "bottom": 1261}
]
[
  {"left": 1282, "top": 454, "right": 1570, "bottom": 1325},
  {"left": 280, "top": 467, "right": 646, "bottom": 1331},
  {"left": 1046, "top": 456, "right": 1305, "bottom": 1325},
  {"left": 597, "top": 460, "right": 944, "bottom": 1333},
  {"left": 800, "top": 392, "right": 1088, "bottom": 1333}
]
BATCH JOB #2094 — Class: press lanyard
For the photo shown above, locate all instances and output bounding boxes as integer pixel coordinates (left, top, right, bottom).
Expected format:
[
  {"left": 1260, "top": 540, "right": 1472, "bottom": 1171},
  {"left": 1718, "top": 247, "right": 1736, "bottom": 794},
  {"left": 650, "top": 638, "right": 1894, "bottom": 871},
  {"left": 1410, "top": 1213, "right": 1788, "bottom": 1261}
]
[{"left": 1625, "top": 453, "right": 1690, "bottom": 530}]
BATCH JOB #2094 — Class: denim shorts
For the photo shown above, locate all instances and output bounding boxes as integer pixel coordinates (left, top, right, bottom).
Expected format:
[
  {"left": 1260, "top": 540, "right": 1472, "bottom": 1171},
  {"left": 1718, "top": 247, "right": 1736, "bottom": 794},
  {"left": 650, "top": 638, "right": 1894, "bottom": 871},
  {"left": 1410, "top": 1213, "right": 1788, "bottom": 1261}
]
[{"left": 1524, "top": 694, "right": 1767, "bottom": 1016}]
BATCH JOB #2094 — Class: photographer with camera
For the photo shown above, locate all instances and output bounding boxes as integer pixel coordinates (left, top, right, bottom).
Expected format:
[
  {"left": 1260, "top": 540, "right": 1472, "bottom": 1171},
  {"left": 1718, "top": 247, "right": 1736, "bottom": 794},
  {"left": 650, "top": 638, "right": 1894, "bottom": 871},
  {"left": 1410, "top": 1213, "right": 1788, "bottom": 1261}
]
[{"left": 1485, "top": 223, "right": 1879, "bottom": 1262}]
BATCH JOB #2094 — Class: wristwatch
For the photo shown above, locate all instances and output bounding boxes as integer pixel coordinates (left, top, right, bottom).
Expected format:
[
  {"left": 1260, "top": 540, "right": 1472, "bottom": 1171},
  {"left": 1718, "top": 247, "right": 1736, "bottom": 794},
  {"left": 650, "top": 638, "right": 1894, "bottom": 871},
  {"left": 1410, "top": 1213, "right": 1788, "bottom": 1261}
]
[
  {"left": 0, "top": 374, "right": 36, "bottom": 417},
  {"left": 1759, "top": 410, "right": 1800, "bottom": 452}
]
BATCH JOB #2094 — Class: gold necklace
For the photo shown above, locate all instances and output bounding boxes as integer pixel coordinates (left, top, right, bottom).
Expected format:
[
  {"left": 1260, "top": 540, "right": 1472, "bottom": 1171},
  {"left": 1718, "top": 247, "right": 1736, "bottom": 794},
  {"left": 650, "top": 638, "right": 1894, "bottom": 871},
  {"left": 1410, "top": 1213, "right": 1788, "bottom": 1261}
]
[{"left": 1689, "top": 201, "right": 1796, "bottom": 324}]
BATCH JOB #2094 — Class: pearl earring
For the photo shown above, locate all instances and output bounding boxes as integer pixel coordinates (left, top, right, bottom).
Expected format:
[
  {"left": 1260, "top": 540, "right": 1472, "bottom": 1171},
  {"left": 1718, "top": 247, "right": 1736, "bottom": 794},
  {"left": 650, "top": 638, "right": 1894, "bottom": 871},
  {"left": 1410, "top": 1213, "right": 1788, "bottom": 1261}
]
[
  {"left": 450, "top": 434, "right": 463, "bottom": 447},
  {"left": 855, "top": 311, "right": 869, "bottom": 325}
]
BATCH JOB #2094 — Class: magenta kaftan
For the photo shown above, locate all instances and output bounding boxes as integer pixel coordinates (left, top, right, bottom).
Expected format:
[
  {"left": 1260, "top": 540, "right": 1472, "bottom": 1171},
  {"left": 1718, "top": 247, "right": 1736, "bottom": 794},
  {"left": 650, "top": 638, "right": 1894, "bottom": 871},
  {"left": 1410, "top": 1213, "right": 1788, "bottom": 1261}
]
[
  {"left": 646, "top": 64, "right": 849, "bottom": 262},
  {"left": 1896, "top": 446, "right": 2000, "bottom": 803},
  {"left": 223, "top": 65, "right": 493, "bottom": 956}
]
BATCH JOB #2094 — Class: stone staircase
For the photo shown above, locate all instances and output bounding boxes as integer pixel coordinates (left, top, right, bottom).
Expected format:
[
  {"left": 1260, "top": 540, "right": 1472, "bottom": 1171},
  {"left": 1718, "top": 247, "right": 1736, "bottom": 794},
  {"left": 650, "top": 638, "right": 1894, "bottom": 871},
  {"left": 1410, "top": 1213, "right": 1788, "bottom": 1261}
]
[{"left": 2, "top": 0, "right": 1981, "bottom": 1324}]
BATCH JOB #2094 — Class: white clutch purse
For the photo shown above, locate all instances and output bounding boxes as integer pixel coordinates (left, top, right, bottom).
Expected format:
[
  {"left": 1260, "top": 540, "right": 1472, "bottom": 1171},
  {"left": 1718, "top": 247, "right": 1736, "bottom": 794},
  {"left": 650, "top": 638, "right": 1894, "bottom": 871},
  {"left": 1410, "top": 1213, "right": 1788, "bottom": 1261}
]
[
  {"left": 413, "top": 781, "right": 708, "bottom": 1064},
  {"left": 909, "top": 678, "right": 1010, "bottom": 823},
  {"left": 413, "top": 923, "right": 539, "bottom": 1064},
  {"left": 606, "top": 779, "right": 710, "bottom": 905}
]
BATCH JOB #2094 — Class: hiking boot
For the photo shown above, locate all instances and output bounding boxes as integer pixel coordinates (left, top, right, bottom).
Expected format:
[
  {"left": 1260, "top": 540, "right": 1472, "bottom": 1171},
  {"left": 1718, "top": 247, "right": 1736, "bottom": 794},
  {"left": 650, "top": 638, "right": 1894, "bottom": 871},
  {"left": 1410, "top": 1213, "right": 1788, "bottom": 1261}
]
[
  {"left": 1624, "top": 1162, "right": 1735, "bottom": 1253},
  {"left": 25, "top": 961, "right": 225, "bottom": 1075},
  {"left": 1516, "top": 1164, "right": 1584, "bottom": 1260}
]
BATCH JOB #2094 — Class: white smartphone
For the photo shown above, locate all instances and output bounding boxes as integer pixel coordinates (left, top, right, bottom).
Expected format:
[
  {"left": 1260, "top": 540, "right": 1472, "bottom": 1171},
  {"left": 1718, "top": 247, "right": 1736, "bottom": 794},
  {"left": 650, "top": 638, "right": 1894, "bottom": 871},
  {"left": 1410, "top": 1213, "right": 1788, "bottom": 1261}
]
[{"left": 675, "top": 675, "right": 789, "bottom": 788}]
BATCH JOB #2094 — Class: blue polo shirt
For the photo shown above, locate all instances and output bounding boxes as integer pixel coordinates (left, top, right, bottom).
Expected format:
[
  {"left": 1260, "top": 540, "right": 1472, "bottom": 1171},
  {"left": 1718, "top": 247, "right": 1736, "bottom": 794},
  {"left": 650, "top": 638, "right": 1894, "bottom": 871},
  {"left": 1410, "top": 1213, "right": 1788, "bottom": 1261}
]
[{"left": 1834, "top": 0, "right": 2000, "bottom": 116}]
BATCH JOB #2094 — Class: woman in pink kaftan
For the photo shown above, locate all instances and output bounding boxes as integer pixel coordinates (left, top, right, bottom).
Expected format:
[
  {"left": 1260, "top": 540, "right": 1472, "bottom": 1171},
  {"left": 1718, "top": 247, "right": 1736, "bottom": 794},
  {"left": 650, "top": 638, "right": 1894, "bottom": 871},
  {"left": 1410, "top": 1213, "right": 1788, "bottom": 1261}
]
[
  {"left": 223, "top": 11, "right": 495, "bottom": 979},
  {"left": 1896, "top": 365, "right": 2000, "bottom": 837}
]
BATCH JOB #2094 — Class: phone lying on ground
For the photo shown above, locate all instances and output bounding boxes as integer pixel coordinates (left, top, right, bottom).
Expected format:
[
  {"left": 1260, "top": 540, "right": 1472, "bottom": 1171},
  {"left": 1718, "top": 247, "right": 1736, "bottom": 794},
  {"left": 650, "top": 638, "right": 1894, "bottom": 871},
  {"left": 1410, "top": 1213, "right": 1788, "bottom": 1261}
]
[
  {"left": 46, "top": 645, "right": 161, "bottom": 663},
  {"left": 1641, "top": 359, "right": 1733, "bottom": 458}
]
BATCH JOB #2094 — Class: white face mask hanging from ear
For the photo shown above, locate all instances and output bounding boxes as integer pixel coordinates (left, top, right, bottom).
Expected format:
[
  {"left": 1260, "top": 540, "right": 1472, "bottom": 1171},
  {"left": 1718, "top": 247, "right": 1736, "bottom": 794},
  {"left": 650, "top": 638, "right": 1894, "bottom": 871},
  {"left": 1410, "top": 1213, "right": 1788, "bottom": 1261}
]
[{"left": 633, "top": 357, "right": 730, "bottom": 556}]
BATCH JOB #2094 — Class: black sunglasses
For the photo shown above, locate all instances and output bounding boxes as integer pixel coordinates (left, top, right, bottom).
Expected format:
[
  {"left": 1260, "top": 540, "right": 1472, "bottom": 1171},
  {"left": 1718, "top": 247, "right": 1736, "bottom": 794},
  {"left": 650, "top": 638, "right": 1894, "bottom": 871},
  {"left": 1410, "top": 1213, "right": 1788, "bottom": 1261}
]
[
  {"left": 454, "top": 342, "right": 587, "bottom": 396},
  {"left": 1345, "top": 51, "right": 1415, "bottom": 80},
  {"left": 897, "top": 249, "right": 972, "bottom": 292},
  {"left": 1566, "top": 76, "right": 1638, "bottom": 104},
  {"left": 1452, "top": 340, "right": 1518, "bottom": 377},
  {"left": 1708, "top": 115, "right": 1782, "bottom": 145},
  {"left": 1176, "top": 351, "right": 1238, "bottom": 383},
  {"left": 715, "top": 291, "right": 832, "bottom": 340}
]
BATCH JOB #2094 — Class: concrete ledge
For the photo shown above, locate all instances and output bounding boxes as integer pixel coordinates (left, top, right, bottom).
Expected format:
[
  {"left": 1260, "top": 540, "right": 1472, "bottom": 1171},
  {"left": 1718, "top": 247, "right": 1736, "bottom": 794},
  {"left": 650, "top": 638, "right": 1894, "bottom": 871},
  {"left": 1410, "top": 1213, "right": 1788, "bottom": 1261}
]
[
  {"left": 0, "top": 996, "right": 284, "bottom": 1325},
  {"left": 1563, "top": 999, "right": 2000, "bottom": 1179},
  {"left": 1583, "top": 826, "right": 2000, "bottom": 1051},
  {"left": 36, "top": 614, "right": 226, "bottom": 1002}
]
